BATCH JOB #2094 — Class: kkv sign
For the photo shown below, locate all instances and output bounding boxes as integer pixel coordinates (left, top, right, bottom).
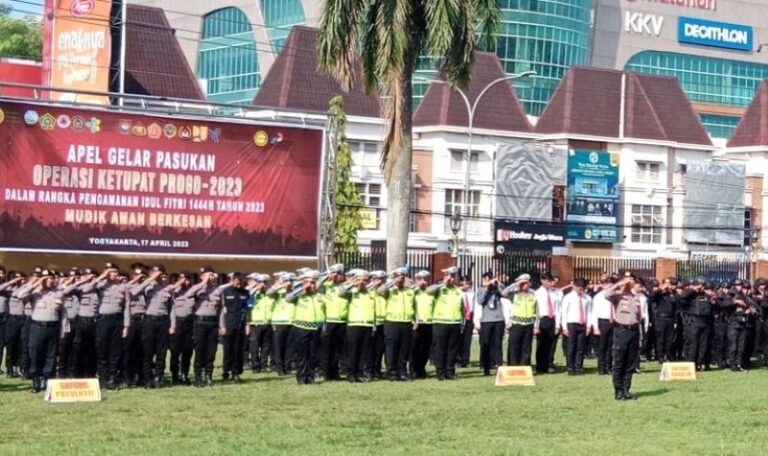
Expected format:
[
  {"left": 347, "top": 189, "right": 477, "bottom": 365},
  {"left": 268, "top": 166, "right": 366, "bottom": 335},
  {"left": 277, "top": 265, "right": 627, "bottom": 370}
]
[{"left": 625, "top": 12, "right": 664, "bottom": 36}]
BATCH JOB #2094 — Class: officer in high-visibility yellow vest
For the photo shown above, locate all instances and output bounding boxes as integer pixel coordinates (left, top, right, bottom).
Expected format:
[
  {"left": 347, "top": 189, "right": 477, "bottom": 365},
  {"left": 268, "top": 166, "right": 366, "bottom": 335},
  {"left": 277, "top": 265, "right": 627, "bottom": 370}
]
[
  {"left": 427, "top": 266, "right": 464, "bottom": 380},
  {"left": 286, "top": 270, "right": 327, "bottom": 385},
  {"left": 502, "top": 274, "right": 538, "bottom": 366},
  {"left": 245, "top": 273, "right": 273, "bottom": 373},
  {"left": 377, "top": 267, "right": 417, "bottom": 381},
  {"left": 411, "top": 270, "right": 435, "bottom": 379},
  {"left": 368, "top": 270, "right": 388, "bottom": 379},
  {"left": 340, "top": 270, "right": 376, "bottom": 383},
  {"left": 318, "top": 263, "right": 348, "bottom": 381},
  {"left": 267, "top": 272, "right": 295, "bottom": 376}
]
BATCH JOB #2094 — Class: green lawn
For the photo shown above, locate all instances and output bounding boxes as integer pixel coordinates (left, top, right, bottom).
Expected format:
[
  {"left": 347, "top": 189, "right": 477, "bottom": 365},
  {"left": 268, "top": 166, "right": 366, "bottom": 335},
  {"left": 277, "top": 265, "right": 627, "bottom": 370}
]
[{"left": 1, "top": 346, "right": 766, "bottom": 455}]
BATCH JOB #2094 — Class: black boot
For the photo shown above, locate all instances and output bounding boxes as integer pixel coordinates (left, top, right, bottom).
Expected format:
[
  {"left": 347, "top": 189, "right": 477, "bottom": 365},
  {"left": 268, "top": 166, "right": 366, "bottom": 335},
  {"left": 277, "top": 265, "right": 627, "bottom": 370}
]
[
  {"left": 614, "top": 388, "right": 625, "bottom": 401},
  {"left": 205, "top": 373, "right": 214, "bottom": 387},
  {"left": 182, "top": 374, "right": 192, "bottom": 386},
  {"left": 622, "top": 388, "right": 636, "bottom": 400},
  {"left": 106, "top": 377, "right": 119, "bottom": 390},
  {"left": 171, "top": 373, "right": 181, "bottom": 385},
  {"left": 194, "top": 373, "right": 203, "bottom": 387},
  {"left": 30, "top": 378, "right": 40, "bottom": 393},
  {"left": 154, "top": 376, "right": 164, "bottom": 388}
]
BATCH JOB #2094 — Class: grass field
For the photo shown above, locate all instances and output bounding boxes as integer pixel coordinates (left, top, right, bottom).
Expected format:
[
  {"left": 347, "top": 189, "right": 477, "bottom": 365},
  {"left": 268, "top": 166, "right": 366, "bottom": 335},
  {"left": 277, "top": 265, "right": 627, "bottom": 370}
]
[{"left": 1, "top": 345, "right": 767, "bottom": 456}]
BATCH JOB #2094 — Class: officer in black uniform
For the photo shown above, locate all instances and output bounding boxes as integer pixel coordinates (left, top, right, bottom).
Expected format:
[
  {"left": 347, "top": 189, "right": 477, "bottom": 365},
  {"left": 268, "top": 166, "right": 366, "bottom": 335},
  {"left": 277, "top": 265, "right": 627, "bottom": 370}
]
[
  {"left": 754, "top": 280, "right": 768, "bottom": 367},
  {"left": 711, "top": 281, "right": 731, "bottom": 369},
  {"left": 220, "top": 272, "right": 250, "bottom": 382},
  {"left": 681, "top": 280, "right": 715, "bottom": 371},
  {"left": 723, "top": 281, "right": 755, "bottom": 371},
  {"left": 651, "top": 278, "right": 678, "bottom": 363}
]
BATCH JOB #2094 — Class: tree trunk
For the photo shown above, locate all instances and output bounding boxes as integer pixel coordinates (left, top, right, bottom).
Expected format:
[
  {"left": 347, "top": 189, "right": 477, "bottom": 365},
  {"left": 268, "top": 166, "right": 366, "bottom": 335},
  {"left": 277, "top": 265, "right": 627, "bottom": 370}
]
[{"left": 386, "top": 62, "right": 414, "bottom": 272}]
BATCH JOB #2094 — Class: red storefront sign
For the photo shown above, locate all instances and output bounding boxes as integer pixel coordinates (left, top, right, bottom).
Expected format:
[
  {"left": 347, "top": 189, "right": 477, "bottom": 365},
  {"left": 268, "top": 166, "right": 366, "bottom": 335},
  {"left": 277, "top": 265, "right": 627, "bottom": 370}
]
[{"left": 0, "top": 101, "right": 324, "bottom": 257}]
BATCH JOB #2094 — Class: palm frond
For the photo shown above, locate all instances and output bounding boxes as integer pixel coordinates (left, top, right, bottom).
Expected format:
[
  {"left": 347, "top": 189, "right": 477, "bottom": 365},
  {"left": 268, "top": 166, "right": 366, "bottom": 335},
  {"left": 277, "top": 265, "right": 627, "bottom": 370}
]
[
  {"left": 375, "top": 0, "right": 410, "bottom": 79},
  {"left": 441, "top": 0, "right": 475, "bottom": 88},
  {"left": 360, "top": 2, "right": 380, "bottom": 94},
  {"left": 316, "top": 0, "right": 366, "bottom": 90},
  {"left": 473, "top": 0, "right": 502, "bottom": 50},
  {"left": 423, "top": 0, "right": 459, "bottom": 56}
]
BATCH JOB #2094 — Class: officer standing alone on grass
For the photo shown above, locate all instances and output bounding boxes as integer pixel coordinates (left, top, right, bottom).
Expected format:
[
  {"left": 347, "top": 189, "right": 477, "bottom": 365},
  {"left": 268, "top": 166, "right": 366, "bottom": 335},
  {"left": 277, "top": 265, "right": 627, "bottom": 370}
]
[{"left": 602, "top": 276, "right": 642, "bottom": 401}]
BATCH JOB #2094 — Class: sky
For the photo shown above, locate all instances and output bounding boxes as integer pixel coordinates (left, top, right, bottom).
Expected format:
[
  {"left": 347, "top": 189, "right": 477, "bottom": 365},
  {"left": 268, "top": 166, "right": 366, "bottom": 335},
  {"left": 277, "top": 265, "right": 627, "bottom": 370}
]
[{"left": 4, "top": 0, "right": 43, "bottom": 18}]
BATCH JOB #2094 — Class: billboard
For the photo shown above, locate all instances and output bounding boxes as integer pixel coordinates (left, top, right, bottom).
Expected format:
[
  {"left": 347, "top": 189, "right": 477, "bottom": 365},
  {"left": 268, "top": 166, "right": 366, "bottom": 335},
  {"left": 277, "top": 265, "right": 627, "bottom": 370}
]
[
  {"left": 494, "top": 221, "right": 565, "bottom": 254},
  {"left": 43, "top": 0, "right": 113, "bottom": 104},
  {"left": 0, "top": 100, "right": 324, "bottom": 257},
  {"left": 678, "top": 17, "right": 752, "bottom": 52},
  {"left": 566, "top": 150, "right": 619, "bottom": 242}
]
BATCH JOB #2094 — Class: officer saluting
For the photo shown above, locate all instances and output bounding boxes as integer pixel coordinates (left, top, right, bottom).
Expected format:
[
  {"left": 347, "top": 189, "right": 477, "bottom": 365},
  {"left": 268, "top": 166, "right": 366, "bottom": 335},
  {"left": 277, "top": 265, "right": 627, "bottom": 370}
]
[
  {"left": 246, "top": 274, "right": 273, "bottom": 374},
  {"left": 133, "top": 265, "right": 176, "bottom": 388},
  {"left": 220, "top": 272, "right": 250, "bottom": 383},
  {"left": 427, "top": 267, "right": 464, "bottom": 380},
  {"left": 286, "top": 270, "right": 327, "bottom": 385},
  {"left": 602, "top": 276, "right": 643, "bottom": 400},
  {"left": 341, "top": 270, "right": 376, "bottom": 383},
  {"left": 182, "top": 266, "right": 224, "bottom": 387},
  {"left": 411, "top": 270, "right": 435, "bottom": 379},
  {"left": 378, "top": 267, "right": 417, "bottom": 381},
  {"left": 169, "top": 272, "right": 194, "bottom": 385}
]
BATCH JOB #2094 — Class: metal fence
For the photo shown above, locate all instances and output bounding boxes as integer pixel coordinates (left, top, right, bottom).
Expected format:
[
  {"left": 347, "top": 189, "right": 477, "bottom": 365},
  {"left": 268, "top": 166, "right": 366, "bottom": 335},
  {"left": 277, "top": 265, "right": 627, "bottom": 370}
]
[
  {"left": 573, "top": 257, "right": 656, "bottom": 284},
  {"left": 676, "top": 260, "right": 750, "bottom": 283},
  {"left": 458, "top": 252, "right": 551, "bottom": 287},
  {"left": 332, "top": 249, "right": 434, "bottom": 276}
]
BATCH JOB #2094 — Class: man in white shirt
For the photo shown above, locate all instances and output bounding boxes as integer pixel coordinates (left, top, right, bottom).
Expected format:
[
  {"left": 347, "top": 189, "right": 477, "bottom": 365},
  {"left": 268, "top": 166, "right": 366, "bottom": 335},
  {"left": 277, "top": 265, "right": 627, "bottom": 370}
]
[
  {"left": 589, "top": 277, "right": 616, "bottom": 375},
  {"left": 560, "top": 278, "right": 592, "bottom": 375},
  {"left": 533, "top": 273, "right": 560, "bottom": 374}
]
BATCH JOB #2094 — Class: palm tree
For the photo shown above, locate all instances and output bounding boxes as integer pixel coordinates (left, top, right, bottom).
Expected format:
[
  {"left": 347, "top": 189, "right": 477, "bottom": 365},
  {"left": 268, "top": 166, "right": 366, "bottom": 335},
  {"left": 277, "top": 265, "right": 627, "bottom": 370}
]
[{"left": 317, "top": 0, "right": 500, "bottom": 271}]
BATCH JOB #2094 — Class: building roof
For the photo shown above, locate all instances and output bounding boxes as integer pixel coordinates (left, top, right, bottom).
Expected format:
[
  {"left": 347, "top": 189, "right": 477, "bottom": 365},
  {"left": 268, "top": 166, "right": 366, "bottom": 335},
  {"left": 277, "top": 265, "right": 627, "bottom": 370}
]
[
  {"left": 535, "top": 66, "right": 712, "bottom": 146},
  {"left": 253, "top": 26, "right": 381, "bottom": 117},
  {"left": 412, "top": 51, "right": 533, "bottom": 133},
  {"left": 727, "top": 80, "right": 768, "bottom": 147},
  {"left": 124, "top": 5, "right": 204, "bottom": 100}
]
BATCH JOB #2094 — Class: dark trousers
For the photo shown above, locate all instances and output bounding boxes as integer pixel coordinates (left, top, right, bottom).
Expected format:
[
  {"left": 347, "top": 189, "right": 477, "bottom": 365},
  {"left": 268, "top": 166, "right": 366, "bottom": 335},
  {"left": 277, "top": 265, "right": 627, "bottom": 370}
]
[
  {"left": 4, "top": 315, "right": 24, "bottom": 372},
  {"left": 222, "top": 324, "right": 245, "bottom": 377},
  {"left": 535, "top": 317, "right": 556, "bottom": 373},
  {"left": 346, "top": 326, "right": 372, "bottom": 380},
  {"left": 0, "top": 316, "right": 6, "bottom": 372},
  {"left": 727, "top": 320, "right": 747, "bottom": 368},
  {"left": 29, "top": 322, "right": 60, "bottom": 380},
  {"left": 248, "top": 324, "right": 272, "bottom": 371},
  {"left": 432, "top": 323, "right": 461, "bottom": 379},
  {"left": 72, "top": 317, "right": 97, "bottom": 377},
  {"left": 193, "top": 320, "right": 218, "bottom": 376},
  {"left": 96, "top": 316, "right": 124, "bottom": 381},
  {"left": 762, "top": 319, "right": 768, "bottom": 366},
  {"left": 612, "top": 325, "right": 639, "bottom": 392},
  {"left": 410, "top": 324, "right": 433, "bottom": 378},
  {"left": 21, "top": 316, "right": 31, "bottom": 374},
  {"left": 654, "top": 318, "right": 675, "bottom": 362},
  {"left": 291, "top": 326, "right": 321, "bottom": 384},
  {"left": 370, "top": 325, "right": 385, "bottom": 377},
  {"left": 169, "top": 317, "right": 194, "bottom": 378},
  {"left": 123, "top": 317, "right": 145, "bottom": 383},
  {"left": 597, "top": 319, "right": 614, "bottom": 374},
  {"left": 684, "top": 318, "right": 710, "bottom": 367},
  {"left": 57, "top": 324, "right": 75, "bottom": 377},
  {"left": 272, "top": 324, "right": 293, "bottom": 375},
  {"left": 320, "top": 322, "right": 346, "bottom": 380},
  {"left": 566, "top": 323, "right": 587, "bottom": 373},
  {"left": 142, "top": 317, "right": 169, "bottom": 380},
  {"left": 480, "top": 321, "right": 505, "bottom": 374},
  {"left": 384, "top": 322, "right": 412, "bottom": 379},
  {"left": 458, "top": 319, "right": 474, "bottom": 367},
  {"left": 507, "top": 324, "right": 533, "bottom": 366},
  {"left": 711, "top": 319, "right": 728, "bottom": 367}
]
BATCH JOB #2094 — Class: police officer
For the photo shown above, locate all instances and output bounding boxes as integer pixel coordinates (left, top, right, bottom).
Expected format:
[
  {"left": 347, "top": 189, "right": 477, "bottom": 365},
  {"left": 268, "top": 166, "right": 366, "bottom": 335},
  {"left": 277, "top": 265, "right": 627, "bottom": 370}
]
[
  {"left": 286, "top": 270, "right": 327, "bottom": 385},
  {"left": 368, "top": 271, "right": 388, "bottom": 379},
  {"left": 268, "top": 273, "right": 296, "bottom": 376},
  {"left": 70, "top": 268, "right": 99, "bottom": 378},
  {"left": 651, "top": 278, "right": 678, "bottom": 364},
  {"left": 246, "top": 274, "right": 273, "bottom": 373},
  {"left": 476, "top": 272, "right": 506, "bottom": 376},
  {"left": 754, "top": 280, "right": 768, "bottom": 367},
  {"left": 680, "top": 280, "right": 714, "bottom": 372},
  {"left": 319, "top": 264, "right": 348, "bottom": 381},
  {"left": 342, "top": 270, "right": 376, "bottom": 383},
  {"left": 1, "top": 272, "right": 26, "bottom": 377},
  {"left": 458, "top": 276, "right": 475, "bottom": 368},
  {"left": 532, "top": 273, "right": 560, "bottom": 375},
  {"left": 182, "top": 266, "right": 223, "bottom": 387},
  {"left": 125, "top": 265, "right": 149, "bottom": 386},
  {"left": 502, "top": 274, "right": 538, "bottom": 367},
  {"left": 560, "top": 278, "right": 592, "bottom": 375},
  {"left": 220, "top": 272, "right": 250, "bottom": 382},
  {"left": 133, "top": 265, "right": 175, "bottom": 388},
  {"left": 20, "top": 267, "right": 42, "bottom": 379},
  {"left": 427, "top": 267, "right": 464, "bottom": 380},
  {"left": 169, "top": 272, "right": 194, "bottom": 385},
  {"left": 710, "top": 281, "right": 731, "bottom": 369},
  {"left": 17, "top": 270, "right": 77, "bottom": 392},
  {"left": 410, "top": 270, "right": 434, "bottom": 379},
  {"left": 56, "top": 268, "right": 80, "bottom": 378},
  {"left": 378, "top": 267, "right": 416, "bottom": 381},
  {"left": 81, "top": 264, "right": 131, "bottom": 389},
  {"left": 602, "top": 276, "right": 642, "bottom": 401},
  {"left": 723, "top": 283, "right": 754, "bottom": 371}
]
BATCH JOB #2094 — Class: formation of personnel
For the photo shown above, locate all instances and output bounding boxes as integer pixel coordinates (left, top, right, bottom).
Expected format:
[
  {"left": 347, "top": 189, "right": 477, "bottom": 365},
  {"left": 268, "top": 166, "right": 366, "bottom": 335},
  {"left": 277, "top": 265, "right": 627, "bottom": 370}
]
[{"left": 0, "top": 263, "right": 766, "bottom": 400}]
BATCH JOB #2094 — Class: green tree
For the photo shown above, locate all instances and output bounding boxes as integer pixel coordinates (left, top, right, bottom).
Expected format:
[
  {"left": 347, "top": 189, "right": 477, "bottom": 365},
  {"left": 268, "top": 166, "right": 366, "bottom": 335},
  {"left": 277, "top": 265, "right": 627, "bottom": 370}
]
[
  {"left": 0, "top": 5, "right": 43, "bottom": 61},
  {"left": 317, "top": 0, "right": 500, "bottom": 269},
  {"left": 329, "top": 96, "right": 364, "bottom": 253}
]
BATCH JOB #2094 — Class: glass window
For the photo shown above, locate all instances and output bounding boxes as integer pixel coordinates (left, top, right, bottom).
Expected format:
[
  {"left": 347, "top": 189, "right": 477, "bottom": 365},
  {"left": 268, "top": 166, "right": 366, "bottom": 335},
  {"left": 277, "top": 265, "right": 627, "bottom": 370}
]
[
  {"left": 449, "top": 150, "right": 480, "bottom": 173},
  {"left": 260, "top": 0, "right": 305, "bottom": 53},
  {"left": 636, "top": 161, "right": 661, "bottom": 182},
  {"left": 444, "top": 189, "right": 481, "bottom": 234},
  {"left": 355, "top": 182, "right": 382, "bottom": 230},
  {"left": 631, "top": 205, "right": 663, "bottom": 244}
]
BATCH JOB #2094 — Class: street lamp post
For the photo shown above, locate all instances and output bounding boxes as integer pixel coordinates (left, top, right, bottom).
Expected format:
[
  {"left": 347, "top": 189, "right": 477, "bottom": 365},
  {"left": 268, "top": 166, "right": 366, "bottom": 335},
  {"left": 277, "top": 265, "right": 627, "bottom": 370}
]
[
  {"left": 416, "top": 71, "right": 536, "bottom": 252},
  {"left": 450, "top": 211, "right": 462, "bottom": 259}
]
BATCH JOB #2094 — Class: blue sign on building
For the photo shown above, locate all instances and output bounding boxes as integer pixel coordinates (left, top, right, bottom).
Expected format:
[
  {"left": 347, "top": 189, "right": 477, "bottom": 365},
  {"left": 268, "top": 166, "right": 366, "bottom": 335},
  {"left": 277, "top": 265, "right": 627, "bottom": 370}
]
[{"left": 678, "top": 17, "right": 752, "bottom": 51}]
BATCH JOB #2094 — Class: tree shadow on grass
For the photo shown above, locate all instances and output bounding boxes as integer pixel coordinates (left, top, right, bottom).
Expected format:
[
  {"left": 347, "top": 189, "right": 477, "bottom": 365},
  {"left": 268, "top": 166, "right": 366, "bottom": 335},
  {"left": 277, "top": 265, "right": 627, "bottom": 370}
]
[{"left": 634, "top": 388, "right": 669, "bottom": 398}]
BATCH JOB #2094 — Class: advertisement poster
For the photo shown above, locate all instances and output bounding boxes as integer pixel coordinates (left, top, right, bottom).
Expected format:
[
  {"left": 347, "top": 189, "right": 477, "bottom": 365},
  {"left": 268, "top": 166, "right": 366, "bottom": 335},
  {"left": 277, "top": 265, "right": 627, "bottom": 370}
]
[
  {"left": 43, "top": 0, "right": 113, "bottom": 104},
  {"left": 566, "top": 149, "right": 619, "bottom": 242},
  {"left": 494, "top": 221, "right": 565, "bottom": 254},
  {"left": 0, "top": 101, "right": 324, "bottom": 257}
]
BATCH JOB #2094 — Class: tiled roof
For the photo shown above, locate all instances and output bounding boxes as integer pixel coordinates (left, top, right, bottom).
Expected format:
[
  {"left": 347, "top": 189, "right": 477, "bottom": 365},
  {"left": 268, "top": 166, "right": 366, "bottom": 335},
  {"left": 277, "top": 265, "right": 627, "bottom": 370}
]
[
  {"left": 727, "top": 80, "right": 768, "bottom": 147},
  {"left": 124, "top": 5, "right": 204, "bottom": 100},
  {"left": 535, "top": 66, "right": 711, "bottom": 146},
  {"left": 253, "top": 26, "right": 381, "bottom": 117},
  {"left": 413, "top": 51, "right": 533, "bottom": 133}
]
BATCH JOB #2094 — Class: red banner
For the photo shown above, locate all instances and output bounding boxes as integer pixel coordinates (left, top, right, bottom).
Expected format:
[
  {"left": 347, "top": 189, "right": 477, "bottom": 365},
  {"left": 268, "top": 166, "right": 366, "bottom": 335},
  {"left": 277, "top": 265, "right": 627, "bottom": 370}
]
[{"left": 0, "top": 101, "right": 323, "bottom": 257}]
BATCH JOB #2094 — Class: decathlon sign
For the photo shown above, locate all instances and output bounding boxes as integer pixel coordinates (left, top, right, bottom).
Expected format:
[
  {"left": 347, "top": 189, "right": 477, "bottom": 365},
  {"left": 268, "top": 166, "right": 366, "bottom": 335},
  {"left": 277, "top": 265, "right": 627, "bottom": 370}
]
[{"left": 678, "top": 17, "right": 752, "bottom": 51}]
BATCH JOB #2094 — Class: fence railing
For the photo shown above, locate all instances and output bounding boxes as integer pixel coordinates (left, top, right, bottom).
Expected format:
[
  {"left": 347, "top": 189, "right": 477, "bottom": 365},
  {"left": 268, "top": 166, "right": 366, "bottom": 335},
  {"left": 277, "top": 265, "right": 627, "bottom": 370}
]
[
  {"left": 573, "top": 257, "right": 656, "bottom": 284},
  {"left": 676, "top": 260, "right": 750, "bottom": 283},
  {"left": 333, "top": 249, "right": 435, "bottom": 275}
]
